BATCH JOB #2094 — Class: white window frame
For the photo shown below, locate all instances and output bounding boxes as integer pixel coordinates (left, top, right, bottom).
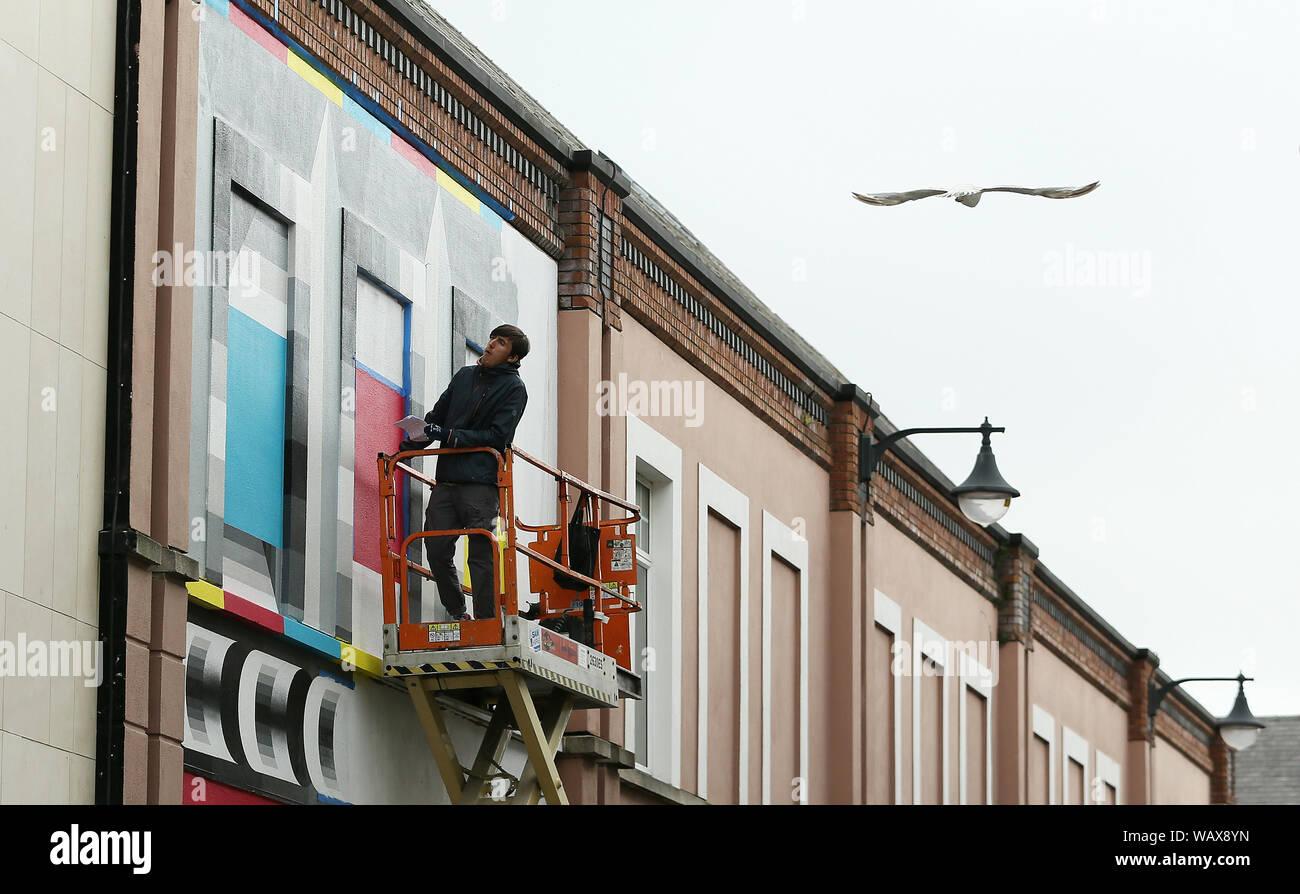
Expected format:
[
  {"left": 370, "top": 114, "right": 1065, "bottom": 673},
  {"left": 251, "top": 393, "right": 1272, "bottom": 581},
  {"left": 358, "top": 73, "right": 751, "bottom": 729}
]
[
  {"left": 623, "top": 414, "right": 682, "bottom": 788},
  {"left": 912, "top": 619, "right": 950, "bottom": 804},
  {"left": 872, "top": 590, "right": 904, "bottom": 804},
  {"left": 632, "top": 477, "right": 652, "bottom": 772},
  {"left": 958, "top": 649, "right": 995, "bottom": 805},
  {"left": 761, "top": 511, "right": 809, "bottom": 805},
  {"left": 696, "top": 464, "right": 750, "bottom": 803},
  {"left": 1094, "top": 749, "right": 1122, "bottom": 805},
  {"left": 1031, "top": 705, "right": 1057, "bottom": 805},
  {"left": 1062, "top": 725, "right": 1090, "bottom": 806}
]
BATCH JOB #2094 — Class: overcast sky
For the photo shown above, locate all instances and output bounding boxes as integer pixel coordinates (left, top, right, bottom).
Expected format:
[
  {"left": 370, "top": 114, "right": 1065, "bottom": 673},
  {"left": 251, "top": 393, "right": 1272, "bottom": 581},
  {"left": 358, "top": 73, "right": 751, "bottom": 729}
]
[{"left": 427, "top": 0, "right": 1300, "bottom": 716}]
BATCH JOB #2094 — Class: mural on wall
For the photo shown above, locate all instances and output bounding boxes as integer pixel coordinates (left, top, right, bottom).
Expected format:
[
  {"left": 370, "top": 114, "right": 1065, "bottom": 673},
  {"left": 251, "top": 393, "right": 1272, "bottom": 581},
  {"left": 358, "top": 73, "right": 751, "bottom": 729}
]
[
  {"left": 184, "top": 612, "right": 352, "bottom": 804},
  {"left": 217, "top": 191, "right": 305, "bottom": 617},
  {"left": 184, "top": 0, "right": 557, "bottom": 800}
]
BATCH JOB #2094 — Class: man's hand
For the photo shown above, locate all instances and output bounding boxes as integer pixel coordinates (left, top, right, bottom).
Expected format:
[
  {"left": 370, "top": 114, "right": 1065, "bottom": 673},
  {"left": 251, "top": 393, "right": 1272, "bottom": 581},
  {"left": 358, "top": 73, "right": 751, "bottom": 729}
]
[{"left": 398, "top": 426, "right": 447, "bottom": 453}]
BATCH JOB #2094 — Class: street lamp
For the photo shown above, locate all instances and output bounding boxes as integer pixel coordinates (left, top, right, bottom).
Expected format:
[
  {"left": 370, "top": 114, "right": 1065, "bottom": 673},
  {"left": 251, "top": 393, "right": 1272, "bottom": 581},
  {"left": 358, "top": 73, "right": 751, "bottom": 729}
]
[
  {"left": 860, "top": 417, "right": 1020, "bottom": 526},
  {"left": 1148, "top": 672, "right": 1264, "bottom": 752}
]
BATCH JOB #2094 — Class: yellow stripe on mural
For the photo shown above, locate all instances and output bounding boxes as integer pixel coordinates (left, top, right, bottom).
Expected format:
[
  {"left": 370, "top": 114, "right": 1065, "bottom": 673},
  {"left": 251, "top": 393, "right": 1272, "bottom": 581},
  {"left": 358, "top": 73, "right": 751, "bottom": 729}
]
[
  {"left": 436, "top": 169, "right": 481, "bottom": 214},
  {"left": 186, "top": 579, "right": 224, "bottom": 609},
  {"left": 340, "top": 643, "right": 383, "bottom": 676},
  {"left": 288, "top": 51, "right": 342, "bottom": 106}
]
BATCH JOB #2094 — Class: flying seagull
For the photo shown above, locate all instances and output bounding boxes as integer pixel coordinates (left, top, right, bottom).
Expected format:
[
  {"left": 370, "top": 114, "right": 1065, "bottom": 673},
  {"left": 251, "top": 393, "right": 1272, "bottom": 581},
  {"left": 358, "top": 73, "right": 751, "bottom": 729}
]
[{"left": 852, "top": 181, "right": 1099, "bottom": 208}]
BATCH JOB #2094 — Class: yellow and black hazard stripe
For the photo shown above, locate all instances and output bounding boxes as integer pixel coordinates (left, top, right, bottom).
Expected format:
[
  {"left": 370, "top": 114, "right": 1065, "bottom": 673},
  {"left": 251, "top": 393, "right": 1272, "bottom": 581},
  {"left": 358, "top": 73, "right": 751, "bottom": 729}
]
[
  {"left": 518, "top": 660, "right": 617, "bottom": 704},
  {"left": 383, "top": 658, "right": 519, "bottom": 676}
]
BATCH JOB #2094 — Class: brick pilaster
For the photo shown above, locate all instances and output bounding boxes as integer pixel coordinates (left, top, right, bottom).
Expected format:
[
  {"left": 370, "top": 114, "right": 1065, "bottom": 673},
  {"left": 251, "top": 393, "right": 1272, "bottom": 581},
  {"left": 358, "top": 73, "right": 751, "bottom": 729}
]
[
  {"left": 1126, "top": 648, "right": 1160, "bottom": 804},
  {"left": 993, "top": 533, "right": 1037, "bottom": 803},
  {"left": 995, "top": 533, "right": 1038, "bottom": 644},
  {"left": 558, "top": 152, "right": 629, "bottom": 324},
  {"left": 1210, "top": 738, "right": 1232, "bottom": 804},
  {"left": 1128, "top": 649, "right": 1160, "bottom": 743},
  {"left": 827, "top": 386, "right": 871, "bottom": 801},
  {"left": 829, "top": 386, "right": 871, "bottom": 514}
]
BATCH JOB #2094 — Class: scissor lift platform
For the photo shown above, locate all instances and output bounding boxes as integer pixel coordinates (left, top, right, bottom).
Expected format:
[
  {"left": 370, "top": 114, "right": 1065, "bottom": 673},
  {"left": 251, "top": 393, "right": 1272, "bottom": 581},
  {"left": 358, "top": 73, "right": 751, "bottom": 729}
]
[
  {"left": 378, "top": 444, "right": 643, "bottom": 804},
  {"left": 383, "top": 616, "right": 628, "bottom": 709}
]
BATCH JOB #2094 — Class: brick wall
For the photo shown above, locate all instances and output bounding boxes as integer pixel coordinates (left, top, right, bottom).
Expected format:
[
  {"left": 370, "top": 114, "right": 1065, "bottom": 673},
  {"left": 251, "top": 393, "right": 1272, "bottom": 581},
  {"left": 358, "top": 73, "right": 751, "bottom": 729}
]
[
  {"left": 1153, "top": 703, "right": 1215, "bottom": 773},
  {"left": 1032, "top": 587, "right": 1130, "bottom": 704},
  {"left": 618, "top": 223, "right": 833, "bottom": 467}
]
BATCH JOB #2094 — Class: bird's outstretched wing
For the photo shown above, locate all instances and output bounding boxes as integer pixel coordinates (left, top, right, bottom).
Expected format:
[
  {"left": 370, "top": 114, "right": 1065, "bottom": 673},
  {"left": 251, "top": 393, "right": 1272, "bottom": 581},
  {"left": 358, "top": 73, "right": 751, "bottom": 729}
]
[
  {"left": 978, "top": 182, "right": 1100, "bottom": 200},
  {"left": 851, "top": 188, "right": 947, "bottom": 206}
]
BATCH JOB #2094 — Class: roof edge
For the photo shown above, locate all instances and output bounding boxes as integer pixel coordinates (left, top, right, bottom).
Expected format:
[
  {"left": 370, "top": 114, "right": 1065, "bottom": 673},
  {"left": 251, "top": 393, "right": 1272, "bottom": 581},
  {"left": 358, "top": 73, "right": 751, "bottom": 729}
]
[
  {"left": 381, "top": 0, "right": 583, "bottom": 165},
  {"left": 622, "top": 194, "right": 844, "bottom": 400}
]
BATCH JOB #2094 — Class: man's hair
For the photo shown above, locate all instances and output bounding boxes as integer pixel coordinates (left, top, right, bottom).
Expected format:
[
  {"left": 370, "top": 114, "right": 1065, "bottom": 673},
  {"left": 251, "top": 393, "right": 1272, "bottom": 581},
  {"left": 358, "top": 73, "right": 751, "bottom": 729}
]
[{"left": 491, "top": 324, "right": 530, "bottom": 362}]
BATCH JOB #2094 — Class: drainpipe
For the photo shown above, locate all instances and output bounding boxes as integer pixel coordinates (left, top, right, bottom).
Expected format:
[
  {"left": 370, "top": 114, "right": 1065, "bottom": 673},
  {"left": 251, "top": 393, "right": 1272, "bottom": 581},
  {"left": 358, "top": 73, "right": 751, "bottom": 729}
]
[{"left": 95, "top": 0, "right": 142, "bottom": 806}]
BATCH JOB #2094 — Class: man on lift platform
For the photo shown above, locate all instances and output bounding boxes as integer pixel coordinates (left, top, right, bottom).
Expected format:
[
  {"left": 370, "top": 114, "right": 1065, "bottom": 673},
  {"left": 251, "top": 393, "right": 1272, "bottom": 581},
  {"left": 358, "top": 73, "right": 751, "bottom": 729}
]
[{"left": 401, "top": 325, "right": 529, "bottom": 622}]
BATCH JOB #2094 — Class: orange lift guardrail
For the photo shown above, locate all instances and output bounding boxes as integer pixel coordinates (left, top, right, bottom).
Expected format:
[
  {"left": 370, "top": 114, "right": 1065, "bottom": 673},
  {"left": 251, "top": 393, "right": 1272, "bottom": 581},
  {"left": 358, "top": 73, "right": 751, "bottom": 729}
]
[{"left": 376, "top": 444, "right": 642, "bottom": 804}]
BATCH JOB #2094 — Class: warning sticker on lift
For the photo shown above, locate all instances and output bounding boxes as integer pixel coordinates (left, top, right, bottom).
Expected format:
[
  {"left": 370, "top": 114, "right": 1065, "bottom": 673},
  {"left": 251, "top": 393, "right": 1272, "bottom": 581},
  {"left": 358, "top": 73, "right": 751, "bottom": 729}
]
[
  {"left": 541, "top": 628, "right": 578, "bottom": 665},
  {"left": 606, "top": 538, "right": 634, "bottom": 573},
  {"left": 428, "top": 622, "right": 460, "bottom": 644}
]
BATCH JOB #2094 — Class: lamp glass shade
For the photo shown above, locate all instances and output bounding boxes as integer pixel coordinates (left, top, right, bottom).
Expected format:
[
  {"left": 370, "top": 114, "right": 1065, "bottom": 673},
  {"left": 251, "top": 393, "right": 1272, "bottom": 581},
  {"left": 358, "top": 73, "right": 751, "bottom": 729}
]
[
  {"left": 951, "top": 434, "right": 1019, "bottom": 527},
  {"left": 1219, "top": 725, "right": 1260, "bottom": 752},
  {"left": 958, "top": 492, "right": 1012, "bottom": 526},
  {"left": 1217, "top": 683, "right": 1264, "bottom": 752}
]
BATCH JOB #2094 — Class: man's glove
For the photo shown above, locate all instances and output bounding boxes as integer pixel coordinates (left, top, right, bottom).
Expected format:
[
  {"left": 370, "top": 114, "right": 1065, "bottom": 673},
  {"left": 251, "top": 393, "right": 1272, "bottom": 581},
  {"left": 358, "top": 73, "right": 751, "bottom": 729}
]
[{"left": 398, "top": 424, "right": 448, "bottom": 453}]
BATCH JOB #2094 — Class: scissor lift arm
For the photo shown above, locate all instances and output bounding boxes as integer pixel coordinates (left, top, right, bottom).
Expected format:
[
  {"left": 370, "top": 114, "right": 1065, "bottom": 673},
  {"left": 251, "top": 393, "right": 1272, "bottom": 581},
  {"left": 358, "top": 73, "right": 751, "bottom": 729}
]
[{"left": 406, "top": 673, "right": 574, "bottom": 805}]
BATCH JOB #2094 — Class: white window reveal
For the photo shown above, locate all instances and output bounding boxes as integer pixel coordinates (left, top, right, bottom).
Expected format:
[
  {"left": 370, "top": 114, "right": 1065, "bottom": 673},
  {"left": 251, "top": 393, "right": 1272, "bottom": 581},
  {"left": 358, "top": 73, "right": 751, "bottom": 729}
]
[{"left": 623, "top": 414, "right": 682, "bottom": 787}]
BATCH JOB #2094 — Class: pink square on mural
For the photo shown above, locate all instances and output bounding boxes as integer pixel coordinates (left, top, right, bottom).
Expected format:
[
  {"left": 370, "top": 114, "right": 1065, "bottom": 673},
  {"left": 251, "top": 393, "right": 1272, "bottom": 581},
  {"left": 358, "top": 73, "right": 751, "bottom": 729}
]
[{"left": 354, "top": 368, "right": 407, "bottom": 573}]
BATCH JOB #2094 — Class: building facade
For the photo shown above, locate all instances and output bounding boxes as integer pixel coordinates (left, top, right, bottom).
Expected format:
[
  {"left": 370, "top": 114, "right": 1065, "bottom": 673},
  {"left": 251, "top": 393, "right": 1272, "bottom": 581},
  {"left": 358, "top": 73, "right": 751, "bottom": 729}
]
[
  {"left": 1, "top": 0, "right": 1228, "bottom": 804},
  {"left": 0, "top": 0, "right": 117, "bottom": 804}
]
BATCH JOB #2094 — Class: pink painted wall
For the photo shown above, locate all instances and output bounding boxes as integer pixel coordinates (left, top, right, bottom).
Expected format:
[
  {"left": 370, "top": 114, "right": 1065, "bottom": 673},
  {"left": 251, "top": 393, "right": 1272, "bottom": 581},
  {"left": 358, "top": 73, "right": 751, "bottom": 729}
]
[
  {"left": 865, "top": 514, "right": 999, "bottom": 804},
  {"left": 1153, "top": 739, "right": 1211, "bottom": 804},
  {"left": 616, "top": 315, "right": 831, "bottom": 802},
  {"left": 1029, "top": 643, "right": 1128, "bottom": 803}
]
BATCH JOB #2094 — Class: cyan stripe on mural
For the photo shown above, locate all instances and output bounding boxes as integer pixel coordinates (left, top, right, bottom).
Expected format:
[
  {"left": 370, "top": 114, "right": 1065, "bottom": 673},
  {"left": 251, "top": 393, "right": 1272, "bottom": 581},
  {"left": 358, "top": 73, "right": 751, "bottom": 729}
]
[
  {"left": 479, "top": 203, "right": 503, "bottom": 231},
  {"left": 226, "top": 0, "right": 514, "bottom": 223},
  {"left": 343, "top": 94, "right": 390, "bottom": 143},
  {"left": 284, "top": 617, "right": 343, "bottom": 659},
  {"left": 225, "top": 308, "right": 287, "bottom": 548}
]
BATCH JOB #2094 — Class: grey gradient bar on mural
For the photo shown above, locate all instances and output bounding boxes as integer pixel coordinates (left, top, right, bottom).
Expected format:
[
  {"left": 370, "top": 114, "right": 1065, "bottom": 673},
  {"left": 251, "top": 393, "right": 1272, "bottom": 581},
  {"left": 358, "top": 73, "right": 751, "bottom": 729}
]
[
  {"left": 334, "top": 570, "right": 352, "bottom": 644},
  {"left": 283, "top": 271, "right": 312, "bottom": 619}
]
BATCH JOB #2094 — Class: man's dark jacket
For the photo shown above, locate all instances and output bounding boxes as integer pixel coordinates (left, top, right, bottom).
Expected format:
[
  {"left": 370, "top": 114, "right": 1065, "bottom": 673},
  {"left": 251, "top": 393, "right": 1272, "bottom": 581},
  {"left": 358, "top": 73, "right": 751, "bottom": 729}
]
[{"left": 425, "top": 361, "right": 527, "bottom": 485}]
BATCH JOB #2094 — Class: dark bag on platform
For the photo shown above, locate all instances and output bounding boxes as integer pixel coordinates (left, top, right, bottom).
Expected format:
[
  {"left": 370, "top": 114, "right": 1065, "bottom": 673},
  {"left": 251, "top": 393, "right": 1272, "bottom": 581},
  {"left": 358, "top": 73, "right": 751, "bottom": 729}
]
[{"left": 553, "top": 500, "right": 599, "bottom": 591}]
